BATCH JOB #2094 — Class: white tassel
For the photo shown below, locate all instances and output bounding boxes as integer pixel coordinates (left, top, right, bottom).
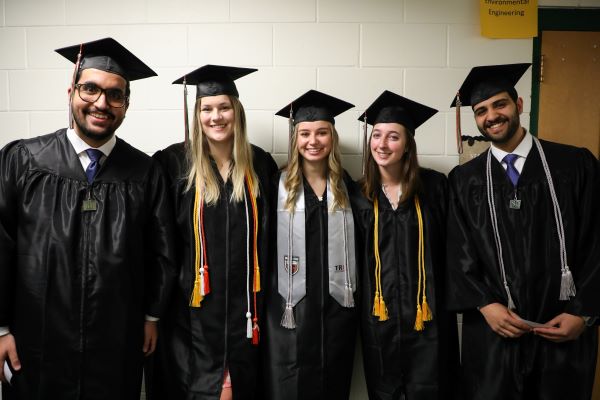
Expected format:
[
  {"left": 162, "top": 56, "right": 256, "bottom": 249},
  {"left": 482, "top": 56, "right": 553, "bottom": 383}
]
[
  {"left": 246, "top": 312, "right": 253, "bottom": 339},
  {"left": 505, "top": 283, "right": 516, "bottom": 310},
  {"left": 200, "top": 266, "right": 206, "bottom": 296},
  {"left": 344, "top": 283, "right": 354, "bottom": 308},
  {"left": 559, "top": 268, "right": 576, "bottom": 300},
  {"left": 280, "top": 304, "right": 296, "bottom": 329}
]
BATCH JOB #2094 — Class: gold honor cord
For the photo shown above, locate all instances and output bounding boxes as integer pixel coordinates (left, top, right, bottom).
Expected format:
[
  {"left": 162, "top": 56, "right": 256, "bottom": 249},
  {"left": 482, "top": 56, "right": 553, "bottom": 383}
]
[
  {"left": 372, "top": 197, "right": 389, "bottom": 321},
  {"left": 414, "top": 196, "right": 432, "bottom": 331},
  {"left": 190, "top": 187, "right": 203, "bottom": 307},
  {"left": 372, "top": 195, "right": 432, "bottom": 331}
]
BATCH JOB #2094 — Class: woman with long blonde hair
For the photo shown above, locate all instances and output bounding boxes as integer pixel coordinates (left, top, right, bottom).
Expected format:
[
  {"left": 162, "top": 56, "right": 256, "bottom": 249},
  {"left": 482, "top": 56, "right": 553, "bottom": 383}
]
[
  {"left": 355, "top": 91, "right": 459, "bottom": 400},
  {"left": 262, "top": 90, "right": 361, "bottom": 400},
  {"left": 149, "top": 65, "right": 277, "bottom": 400}
]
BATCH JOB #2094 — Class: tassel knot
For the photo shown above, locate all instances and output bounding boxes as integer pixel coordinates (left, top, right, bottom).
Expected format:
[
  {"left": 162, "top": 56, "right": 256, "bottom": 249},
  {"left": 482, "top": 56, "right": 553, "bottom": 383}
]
[{"left": 414, "top": 304, "right": 424, "bottom": 331}]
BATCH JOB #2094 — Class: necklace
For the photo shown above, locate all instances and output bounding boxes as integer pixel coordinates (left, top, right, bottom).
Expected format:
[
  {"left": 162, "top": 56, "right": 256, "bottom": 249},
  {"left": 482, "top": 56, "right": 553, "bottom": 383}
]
[{"left": 381, "top": 183, "right": 400, "bottom": 210}]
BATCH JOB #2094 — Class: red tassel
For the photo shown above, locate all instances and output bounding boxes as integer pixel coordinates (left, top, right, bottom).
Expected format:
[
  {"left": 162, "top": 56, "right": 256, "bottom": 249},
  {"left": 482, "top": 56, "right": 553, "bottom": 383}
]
[
  {"left": 252, "top": 320, "right": 260, "bottom": 346},
  {"left": 203, "top": 265, "right": 211, "bottom": 295}
]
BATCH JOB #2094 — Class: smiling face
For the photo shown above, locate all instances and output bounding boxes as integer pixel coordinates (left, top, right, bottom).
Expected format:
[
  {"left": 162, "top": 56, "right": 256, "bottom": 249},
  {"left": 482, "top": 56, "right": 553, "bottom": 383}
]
[
  {"left": 370, "top": 122, "right": 408, "bottom": 172},
  {"left": 69, "top": 68, "right": 128, "bottom": 146},
  {"left": 296, "top": 120, "right": 333, "bottom": 166},
  {"left": 473, "top": 91, "right": 523, "bottom": 149},
  {"left": 199, "top": 94, "right": 235, "bottom": 146}
]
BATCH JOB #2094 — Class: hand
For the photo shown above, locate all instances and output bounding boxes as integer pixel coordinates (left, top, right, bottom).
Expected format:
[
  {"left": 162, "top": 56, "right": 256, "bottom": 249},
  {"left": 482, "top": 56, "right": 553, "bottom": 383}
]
[
  {"left": 533, "top": 313, "right": 585, "bottom": 342},
  {"left": 479, "top": 302, "right": 531, "bottom": 338},
  {"left": 0, "top": 334, "right": 20, "bottom": 382},
  {"left": 143, "top": 321, "right": 158, "bottom": 356}
]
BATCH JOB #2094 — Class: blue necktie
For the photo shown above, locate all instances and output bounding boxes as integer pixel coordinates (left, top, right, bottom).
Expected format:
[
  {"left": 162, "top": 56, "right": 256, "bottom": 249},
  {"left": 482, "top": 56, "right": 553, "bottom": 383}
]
[
  {"left": 503, "top": 153, "right": 520, "bottom": 187},
  {"left": 85, "top": 149, "right": 103, "bottom": 183}
]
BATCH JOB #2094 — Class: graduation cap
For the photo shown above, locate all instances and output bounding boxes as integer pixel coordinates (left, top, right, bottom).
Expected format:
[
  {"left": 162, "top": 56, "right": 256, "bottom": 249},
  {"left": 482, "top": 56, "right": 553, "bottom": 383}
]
[
  {"left": 172, "top": 64, "right": 257, "bottom": 99},
  {"left": 275, "top": 89, "right": 354, "bottom": 125},
  {"left": 55, "top": 37, "right": 157, "bottom": 82},
  {"left": 275, "top": 90, "right": 354, "bottom": 162},
  {"left": 450, "top": 63, "right": 530, "bottom": 153},
  {"left": 451, "top": 63, "right": 531, "bottom": 108},
  {"left": 173, "top": 65, "right": 257, "bottom": 144},
  {"left": 56, "top": 37, "right": 157, "bottom": 129},
  {"left": 358, "top": 90, "right": 437, "bottom": 173},
  {"left": 359, "top": 90, "right": 437, "bottom": 132}
]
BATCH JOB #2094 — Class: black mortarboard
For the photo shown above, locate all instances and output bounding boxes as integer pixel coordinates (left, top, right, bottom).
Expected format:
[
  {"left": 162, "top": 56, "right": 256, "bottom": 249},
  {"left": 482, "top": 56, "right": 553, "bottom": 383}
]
[
  {"left": 275, "top": 90, "right": 354, "bottom": 125},
  {"left": 172, "top": 64, "right": 257, "bottom": 99},
  {"left": 55, "top": 37, "right": 157, "bottom": 81},
  {"left": 358, "top": 91, "right": 437, "bottom": 133},
  {"left": 450, "top": 63, "right": 531, "bottom": 107}
]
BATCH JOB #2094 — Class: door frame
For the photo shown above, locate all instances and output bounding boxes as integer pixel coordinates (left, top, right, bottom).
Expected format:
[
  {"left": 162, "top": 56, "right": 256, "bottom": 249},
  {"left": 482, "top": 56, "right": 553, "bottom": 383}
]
[{"left": 530, "top": 7, "right": 600, "bottom": 135}]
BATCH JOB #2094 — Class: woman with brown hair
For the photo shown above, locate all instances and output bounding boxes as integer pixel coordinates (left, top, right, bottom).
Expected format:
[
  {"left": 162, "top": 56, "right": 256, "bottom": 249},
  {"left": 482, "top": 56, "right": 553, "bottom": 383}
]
[
  {"left": 149, "top": 65, "right": 277, "bottom": 400},
  {"left": 262, "top": 90, "right": 361, "bottom": 400},
  {"left": 355, "top": 91, "right": 458, "bottom": 400}
]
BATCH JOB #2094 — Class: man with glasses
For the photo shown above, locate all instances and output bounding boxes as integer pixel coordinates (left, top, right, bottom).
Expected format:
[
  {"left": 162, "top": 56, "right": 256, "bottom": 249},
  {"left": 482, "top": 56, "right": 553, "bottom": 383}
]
[{"left": 0, "top": 38, "right": 175, "bottom": 399}]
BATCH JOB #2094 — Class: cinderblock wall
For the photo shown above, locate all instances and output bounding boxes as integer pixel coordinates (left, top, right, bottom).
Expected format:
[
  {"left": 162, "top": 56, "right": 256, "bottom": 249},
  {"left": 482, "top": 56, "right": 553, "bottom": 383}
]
[{"left": 0, "top": 0, "right": 541, "bottom": 178}]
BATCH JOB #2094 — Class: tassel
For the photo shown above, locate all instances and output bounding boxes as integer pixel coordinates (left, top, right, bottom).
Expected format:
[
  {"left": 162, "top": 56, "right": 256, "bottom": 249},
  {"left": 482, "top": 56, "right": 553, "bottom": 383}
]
[
  {"left": 190, "top": 277, "right": 203, "bottom": 308},
  {"left": 281, "top": 304, "right": 296, "bottom": 329},
  {"left": 201, "top": 265, "right": 211, "bottom": 295},
  {"left": 505, "top": 283, "right": 516, "bottom": 310},
  {"left": 414, "top": 305, "right": 424, "bottom": 331},
  {"left": 344, "top": 283, "right": 354, "bottom": 308},
  {"left": 372, "top": 293, "right": 381, "bottom": 317},
  {"left": 252, "top": 319, "right": 260, "bottom": 346},
  {"left": 421, "top": 296, "right": 432, "bottom": 322},
  {"left": 559, "top": 268, "right": 576, "bottom": 300},
  {"left": 246, "top": 312, "right": 253, "bottom": 339},
  {"left": 378, "top": 297, "right": 389, "bottom": 321}
]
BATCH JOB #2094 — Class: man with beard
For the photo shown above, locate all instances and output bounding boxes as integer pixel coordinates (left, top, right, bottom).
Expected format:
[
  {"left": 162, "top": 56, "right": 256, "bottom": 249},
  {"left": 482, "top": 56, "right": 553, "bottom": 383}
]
[
  {"left": 0, "top": 38, "right": 175, "bottom": 399},
  {"left": 446, "top": 63, "right": 600, "bottom": 400}
]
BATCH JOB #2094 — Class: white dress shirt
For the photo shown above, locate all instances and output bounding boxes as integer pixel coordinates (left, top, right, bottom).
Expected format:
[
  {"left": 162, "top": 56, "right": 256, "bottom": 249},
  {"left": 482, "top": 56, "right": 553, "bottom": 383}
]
[{"left": 489, "top": 130, "right": 533, "bottom": 174}]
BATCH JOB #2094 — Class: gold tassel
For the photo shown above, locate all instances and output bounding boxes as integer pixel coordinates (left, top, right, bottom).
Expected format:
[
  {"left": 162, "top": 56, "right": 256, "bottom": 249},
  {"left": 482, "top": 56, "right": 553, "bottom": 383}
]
[
  {"left": 190, "top": 276, "right": 203, "bottom": 307},
  {"left": 378, "top": 297, "right": 389, "bottom": 321},
  {"left": 372, "top": 292, "right": 381, "bottom": 317},
  {"left": 414, "top": 304, "right": 424, "bottom": 331},
  {"left": 422, "top": 296, "right": 432, "bottom": 322}
]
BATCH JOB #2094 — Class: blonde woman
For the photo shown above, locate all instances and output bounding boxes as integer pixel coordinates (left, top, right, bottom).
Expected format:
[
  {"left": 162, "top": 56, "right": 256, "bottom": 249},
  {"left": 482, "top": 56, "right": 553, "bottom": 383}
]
[
  {"left": 262, "top": 90, "right": 360, "bottom": 400},
  {"left": 355, "top": 91, "right": 458, "bottom": 400},
  {"left": 150, "top": 65, "right": 277, "bottom": 400}
]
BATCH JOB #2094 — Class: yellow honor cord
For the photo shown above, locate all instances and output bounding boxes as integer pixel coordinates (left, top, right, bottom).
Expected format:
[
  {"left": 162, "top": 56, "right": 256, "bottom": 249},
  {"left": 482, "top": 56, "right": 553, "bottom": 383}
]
[
  {"left": 414, "top": 196, "right": 431, "bottom": 330},
  {"left": 190, "top": 187, "right": 204, "bottom": 307},
  {"left": 372, "top": 197, "right": 389, "bottom": 321},
  {"left": 245, "top": 172, "right": 261, "bottom": 293}
]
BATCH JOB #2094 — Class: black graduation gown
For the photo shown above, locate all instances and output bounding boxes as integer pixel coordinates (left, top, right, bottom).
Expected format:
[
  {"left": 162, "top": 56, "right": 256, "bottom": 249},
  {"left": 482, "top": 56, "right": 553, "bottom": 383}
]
[
  {"left": 149, "top": 143, "right": 277, "bottom": 400},
  {"left": 446, "top": 139, "right": 600, "bottom": 400},
  {"left": 0, "top": 129, "right": 176, "bottom": 400},
  {"left": 353, "top": 168, "right": 459, "bottom": 400},
  {"left": 262, "top": 172, "right": 360, "bottom": 400}
]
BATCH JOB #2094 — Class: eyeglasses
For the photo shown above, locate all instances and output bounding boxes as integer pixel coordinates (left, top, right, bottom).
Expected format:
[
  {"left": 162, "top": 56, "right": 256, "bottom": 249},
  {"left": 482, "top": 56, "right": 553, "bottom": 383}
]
[{"left": 74, "top": 83, "right": 129, "bottom": 108}]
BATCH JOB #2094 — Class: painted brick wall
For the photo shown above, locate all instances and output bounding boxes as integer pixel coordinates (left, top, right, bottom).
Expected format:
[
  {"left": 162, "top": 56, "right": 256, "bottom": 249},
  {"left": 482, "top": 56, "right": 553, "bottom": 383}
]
[{"left": 0, "top": 0, "right": 539, "bottom": 178}]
